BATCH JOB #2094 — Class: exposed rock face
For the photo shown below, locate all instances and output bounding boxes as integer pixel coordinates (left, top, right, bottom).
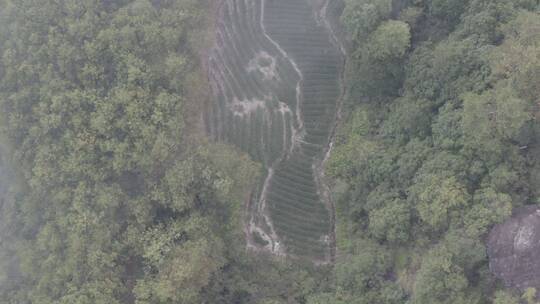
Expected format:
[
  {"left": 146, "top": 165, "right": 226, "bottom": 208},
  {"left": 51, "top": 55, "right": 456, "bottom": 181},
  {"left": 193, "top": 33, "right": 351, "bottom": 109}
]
[{"left": 488, "top": 206, "right": 540, "bottom": 292}]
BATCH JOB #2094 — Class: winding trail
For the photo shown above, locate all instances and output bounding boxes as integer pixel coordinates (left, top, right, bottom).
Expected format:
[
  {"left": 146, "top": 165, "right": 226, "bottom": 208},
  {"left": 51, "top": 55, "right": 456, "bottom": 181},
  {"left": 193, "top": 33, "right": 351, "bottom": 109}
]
[{"left": 207, "top": 0, "right": 344, "bottom": 263}]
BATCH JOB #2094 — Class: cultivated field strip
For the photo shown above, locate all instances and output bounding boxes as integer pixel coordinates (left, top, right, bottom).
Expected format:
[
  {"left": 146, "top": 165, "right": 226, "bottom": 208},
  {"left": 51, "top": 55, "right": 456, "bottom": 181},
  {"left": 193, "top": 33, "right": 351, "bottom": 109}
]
[
  {"left": 208, "top": 0, "right": 343, "bottom": 262},
  {"left": 208, "top": 0, "right": 299, "bottom": 167}
]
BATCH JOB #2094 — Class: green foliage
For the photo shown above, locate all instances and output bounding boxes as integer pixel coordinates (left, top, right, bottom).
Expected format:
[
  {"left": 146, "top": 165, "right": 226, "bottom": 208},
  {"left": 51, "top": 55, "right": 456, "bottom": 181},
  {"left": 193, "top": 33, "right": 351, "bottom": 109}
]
[
  {"left": 343, "top": 0, "right": 410, "bottom": 99},
  {"left": 522, "top": 288, "right": 539, "bottom": 304},
  {"left": 366, "top": 20, "right": 411, "bottom": 61},
  {"left": 335, "top": 239, "right": 391, "bottom": 294},
  {"left": 493, "top": 290, "right": 519, "bottom": 304},
  {"left": 307, "top": 293, "right": 348, "bottom": 304},
  {"left": 382, "top": 96, "right": 432, "bottom": 143},
  {"left": 428, "top": 0, "right": 469, "bottom": 25},
  {"left": 412, "top": 246, "right": 472, "bottom": 304},
  {"left": 1, "top": 0, "right": 539, "bottom": 303},
  {"left": 342, "top": 0, "right": 392, "bottom": 44},
  {"left": 368, "top": 198, "right": 411, "bottom": 243},
  {"left": 0, "top": 0, "right": 266, "bottom": 303},
  {"left": 135, "top": 237, "right": 226, "bottom": 303},
  {"left": 333, "top": 1, "right": 540, "bottom": 304},
  {"left": 431, "top": 102, "right": 464, "bottom": 150},
  {"left": 332, "top": 239, "right": 408, "bottom": 303},
  {"left": 463, "top": 188, "right": 512, "bottom": 238},
  {"left": 463, "top": 87, "right": 532, "bottom": 143},
  {"left": 404, "top": 38, "right": 490, "bottom": 103},
  {"left": 411, "top": 175, "right": 469, "bottom": 229}
]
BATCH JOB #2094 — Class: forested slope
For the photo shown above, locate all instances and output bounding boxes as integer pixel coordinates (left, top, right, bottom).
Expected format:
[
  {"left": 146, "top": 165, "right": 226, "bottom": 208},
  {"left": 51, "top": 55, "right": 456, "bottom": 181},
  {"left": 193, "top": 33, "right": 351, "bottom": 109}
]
[
  {"left": 0, "top": 1, "right": 338, "bottom": 303},
  {"left": 0, "top": 0, "right": 261, "bottom": 302},
  {"left": 1, "top": 0, "right": 539, "bottom": 304},
  {"left": 319, "top": 0, "right": 540, "bottom": 303}
]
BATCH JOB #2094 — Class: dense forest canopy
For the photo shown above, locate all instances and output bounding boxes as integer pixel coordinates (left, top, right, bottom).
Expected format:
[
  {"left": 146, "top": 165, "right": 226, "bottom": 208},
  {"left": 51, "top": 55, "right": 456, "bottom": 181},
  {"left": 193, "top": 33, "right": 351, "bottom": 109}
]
[
  {"left": 0, "top": 0, "right": 539, "bottom": 303},
  {"left": 0, "top": 0, "right": 262, "bottom": 302},
  {"left": 324, "top": 0, "right": 540, "bottom": 303}
]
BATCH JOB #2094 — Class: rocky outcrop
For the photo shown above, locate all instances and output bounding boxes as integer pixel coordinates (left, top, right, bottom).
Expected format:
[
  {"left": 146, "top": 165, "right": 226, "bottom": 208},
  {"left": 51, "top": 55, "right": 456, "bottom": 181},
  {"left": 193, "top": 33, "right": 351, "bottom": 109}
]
[{"left": 488, "top": 205, "right": 540, "bottom": 293}]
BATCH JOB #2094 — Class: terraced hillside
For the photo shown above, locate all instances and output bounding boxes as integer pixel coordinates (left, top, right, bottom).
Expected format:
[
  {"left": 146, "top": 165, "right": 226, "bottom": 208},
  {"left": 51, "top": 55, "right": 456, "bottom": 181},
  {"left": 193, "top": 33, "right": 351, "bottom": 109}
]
[{"left": 207, "top": 0, "right": 343, "bottom": 262}]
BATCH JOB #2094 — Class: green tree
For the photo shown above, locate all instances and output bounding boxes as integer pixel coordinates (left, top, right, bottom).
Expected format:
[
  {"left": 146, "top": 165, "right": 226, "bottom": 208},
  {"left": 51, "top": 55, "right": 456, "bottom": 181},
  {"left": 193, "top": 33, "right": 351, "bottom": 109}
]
[
  {"left": 463, "top": 188, "right": 512, "bottom": 238},
  {"left": 412, "top": 246, "right": 472, "bottom": 304},
  {"left": 342, "top": 0, "right": 392, "bottom": 44},
  {"left": 368, "top": 198, "right": 411, "bottom": 243},
  {"left": 411, "top": 175, "right": 469, "bottom": 230},
  {"left": 462, "top": 87, "right": 532, "bottom": 167},
  {"left": 428, "top": 0, "right": 469, "bottom": 25},
  {"left": 493, "top": 290, "right": 519, "bottom": 304},
  {"left": 522, "top": 288, "right": 538, "bottom": 304},
  {"left": 335, "top": 239, "right": 391, "bottom": 296},
  {"left": 382, "top": 96, "right": 432, "bottom": 143},
  {"left": 307, "top": 293, "right": 349, "bottom": 304},
  {"left": 367, "top": 20, "right": 411, "bottom": 61}
]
